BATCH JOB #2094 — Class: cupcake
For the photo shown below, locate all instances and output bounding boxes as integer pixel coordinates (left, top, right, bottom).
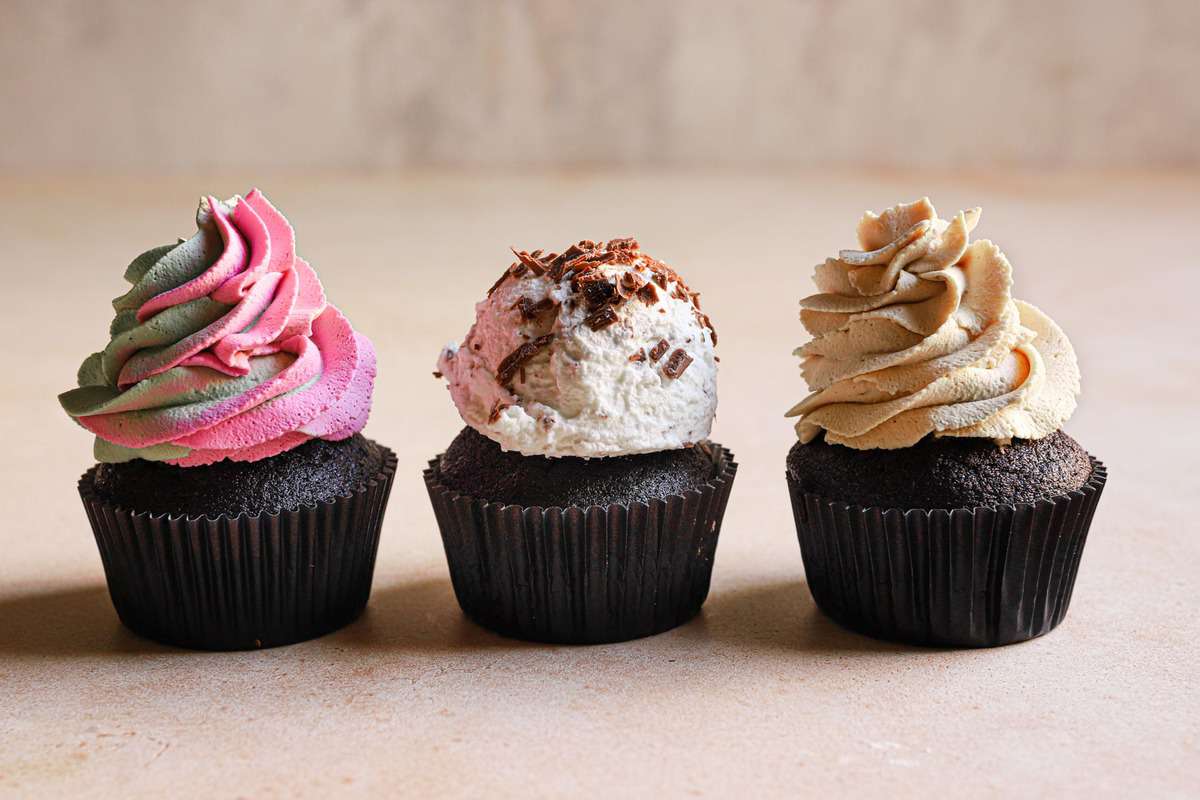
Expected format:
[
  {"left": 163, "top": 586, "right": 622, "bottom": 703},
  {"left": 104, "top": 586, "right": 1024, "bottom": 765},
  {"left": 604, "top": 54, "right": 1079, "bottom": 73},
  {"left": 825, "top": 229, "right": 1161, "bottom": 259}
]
[
  {"left": 426, "top": 238, "right": 737, "bottom": 644},
  {"left": 59, "top": 189, "right": 395, "bottom": 650},
  {"left": 785, "top": 198, "right": 1106, "bottom": 647}
]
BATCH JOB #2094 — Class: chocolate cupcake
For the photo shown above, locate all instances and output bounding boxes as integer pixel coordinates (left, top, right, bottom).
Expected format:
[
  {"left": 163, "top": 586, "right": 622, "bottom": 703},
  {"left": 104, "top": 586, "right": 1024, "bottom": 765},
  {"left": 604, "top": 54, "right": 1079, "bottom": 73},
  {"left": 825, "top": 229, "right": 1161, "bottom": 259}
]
[
  {"left": 785, "top": 198, "right": 1106, "bottom": 647},
  {"left": 59, "top": 189, "right": 395, "bottom": 650},
  {"left": 427, "top": 238, "right": 736, "bottom": 644}
]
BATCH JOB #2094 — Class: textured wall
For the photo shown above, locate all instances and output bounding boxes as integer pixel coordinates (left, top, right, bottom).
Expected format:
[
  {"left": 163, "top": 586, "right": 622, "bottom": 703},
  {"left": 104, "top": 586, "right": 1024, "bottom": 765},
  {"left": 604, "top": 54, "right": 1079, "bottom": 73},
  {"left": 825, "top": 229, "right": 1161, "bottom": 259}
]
[{"left": 3, "top": 0, "right": 1198, "bottom": 171}]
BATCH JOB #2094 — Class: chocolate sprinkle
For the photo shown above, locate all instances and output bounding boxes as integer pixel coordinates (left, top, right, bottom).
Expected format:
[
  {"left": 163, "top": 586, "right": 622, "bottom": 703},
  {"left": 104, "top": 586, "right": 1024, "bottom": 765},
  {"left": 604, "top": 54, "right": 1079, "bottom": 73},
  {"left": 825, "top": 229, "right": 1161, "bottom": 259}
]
[
  {"left": 649, "top": 339, "right": 670, "bottom": 361},
  {"left": 496, "top": 334, "right": 554, "bottom": 387},
  {"left": 662, "top": 348, "right": 693, "bottom": 379}
]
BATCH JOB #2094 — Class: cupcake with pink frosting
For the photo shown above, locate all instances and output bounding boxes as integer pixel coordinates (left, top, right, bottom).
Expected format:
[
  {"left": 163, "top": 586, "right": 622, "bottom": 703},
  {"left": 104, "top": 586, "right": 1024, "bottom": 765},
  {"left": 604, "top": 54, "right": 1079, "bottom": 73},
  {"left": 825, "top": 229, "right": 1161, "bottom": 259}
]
[{"left": 59, "top": 189, "right": 395, "bottom": 650}]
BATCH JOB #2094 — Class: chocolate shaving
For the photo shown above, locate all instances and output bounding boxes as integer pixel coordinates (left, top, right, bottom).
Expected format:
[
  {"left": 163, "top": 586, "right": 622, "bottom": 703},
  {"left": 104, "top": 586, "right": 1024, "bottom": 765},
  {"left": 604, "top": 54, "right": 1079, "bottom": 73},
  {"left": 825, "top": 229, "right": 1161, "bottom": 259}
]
[
  {"left": 636, "top": 282, "right": 658, "bottom": 304},
  {"left": 701, "top": 313, "right": 718, "bottom": 345},
  {"left": 584, "top": 305, "right": 619, "bottom": 331},
  {"left": 652, "top": 272, "right": 669, "bottom": 289},
  {"left": 662, "top": 348, "right": 693, "bottom": 379},
  {"left": 649, "top": 339, "right": 670, "bottom": 361},
  {"left": 496, "top": 334, "right": 553, "bottom": 387},
  {"left": 606, "top": 237, "right": 639, "bottom": 251},
  {"left": 487, "top": 267, "right": 514, "bottom": 296},
  {"left": 512, "top": 296, "right": 558, "bottom": 321},
  {"left": 432, "top": 370, "right": 443, "bottom": 379},
  {"left": 574, "top": 273, "right": 616, "bottom": 309},
  {"left": 629, "top": 348, "right": 646, "bottom": 362},
  {"left": 511, "top": 247, "right": 548, "bottom": 276},
  {"left": 488, "top": 399, "right": 512, "bottom": 424},
  {"left": 616, "top": 271, "right": 644, "bottom": 300}
]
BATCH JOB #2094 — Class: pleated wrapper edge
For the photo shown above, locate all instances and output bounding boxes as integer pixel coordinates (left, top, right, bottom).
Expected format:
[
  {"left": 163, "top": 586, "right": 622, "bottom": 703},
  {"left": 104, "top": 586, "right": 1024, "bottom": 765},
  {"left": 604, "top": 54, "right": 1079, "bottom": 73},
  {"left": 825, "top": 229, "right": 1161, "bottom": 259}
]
[
  {"left": 425, "top": 444, "right": 737, "bottom": 644},
  {"left": 78, "top": 444, "right": 397, "bottom": 651},
  {"left": 787, "top": 456, "right": 1107, "bottom": 647}
]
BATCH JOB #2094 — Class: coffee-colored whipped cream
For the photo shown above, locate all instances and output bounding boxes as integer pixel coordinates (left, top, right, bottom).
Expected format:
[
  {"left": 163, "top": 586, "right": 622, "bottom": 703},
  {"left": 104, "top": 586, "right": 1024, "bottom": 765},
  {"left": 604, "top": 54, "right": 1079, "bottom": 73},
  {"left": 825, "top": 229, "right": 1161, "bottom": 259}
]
[{"left": 786, "top": 198, "right": 1079, "bottom": 450}]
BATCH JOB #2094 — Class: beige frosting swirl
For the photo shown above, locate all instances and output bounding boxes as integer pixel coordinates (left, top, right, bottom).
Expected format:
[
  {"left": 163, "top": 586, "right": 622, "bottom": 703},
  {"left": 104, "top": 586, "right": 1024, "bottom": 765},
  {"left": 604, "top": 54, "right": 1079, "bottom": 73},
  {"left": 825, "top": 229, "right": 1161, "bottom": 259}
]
[{"left": 786, "top": 198, "right": 1079, "bottom": 450}]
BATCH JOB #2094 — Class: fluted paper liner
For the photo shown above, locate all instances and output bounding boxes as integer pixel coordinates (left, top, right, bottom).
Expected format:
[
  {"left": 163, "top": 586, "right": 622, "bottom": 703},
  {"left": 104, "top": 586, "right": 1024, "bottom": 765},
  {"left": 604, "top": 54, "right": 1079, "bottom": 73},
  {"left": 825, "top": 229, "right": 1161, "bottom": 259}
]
[
  {"left": 78, "top": 446, "right": 397, "bottom": 651},
  {"left": 425, "top": 444, "right": 737, "bottom": 644},
  {"left": 787, "top": 456, "right": 1107, "bottom": 647}
]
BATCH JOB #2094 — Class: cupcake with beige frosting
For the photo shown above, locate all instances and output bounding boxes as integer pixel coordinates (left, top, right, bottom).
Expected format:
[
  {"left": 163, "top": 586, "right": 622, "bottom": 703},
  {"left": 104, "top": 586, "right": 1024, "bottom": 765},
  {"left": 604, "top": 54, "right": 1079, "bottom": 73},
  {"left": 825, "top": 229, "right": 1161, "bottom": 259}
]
[{"left": 785, "top": 198, "right": 1107, "bottom": 647}]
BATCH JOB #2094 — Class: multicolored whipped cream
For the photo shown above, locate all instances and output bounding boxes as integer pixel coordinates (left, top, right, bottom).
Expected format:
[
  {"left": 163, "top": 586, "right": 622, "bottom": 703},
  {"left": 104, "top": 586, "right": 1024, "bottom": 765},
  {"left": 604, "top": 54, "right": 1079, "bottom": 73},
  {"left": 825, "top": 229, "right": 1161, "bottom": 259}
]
[
  {"left": 437, "top": 238, "right": 717, "bottom": 457},
  {"left": 787, "top": 198, "right": 1079, "bottom": 450},
  {"left": 59, "top": 189, "right": 376, "bottom": 466}
]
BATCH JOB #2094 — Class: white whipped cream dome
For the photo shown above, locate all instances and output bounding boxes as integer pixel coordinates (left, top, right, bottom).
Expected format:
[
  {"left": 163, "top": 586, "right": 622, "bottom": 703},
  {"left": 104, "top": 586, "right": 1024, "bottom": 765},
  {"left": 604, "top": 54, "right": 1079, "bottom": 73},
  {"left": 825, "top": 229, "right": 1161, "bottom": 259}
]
[
  {"left": 438, "top": 238, "right": 718, "bottom": 457},
  {"left": 787, "top": 198, "right": 1080, "bottom": 450}
]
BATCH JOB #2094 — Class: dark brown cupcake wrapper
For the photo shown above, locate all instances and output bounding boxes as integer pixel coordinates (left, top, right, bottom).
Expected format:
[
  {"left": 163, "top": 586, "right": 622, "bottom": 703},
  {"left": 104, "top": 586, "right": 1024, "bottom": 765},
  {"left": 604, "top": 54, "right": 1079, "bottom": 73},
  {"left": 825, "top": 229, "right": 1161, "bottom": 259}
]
[
  {"left": 78, "top": 445, "right": 397, "bottom": 651},
  {"left": 787, "top": 455, "right": 1107, "bottom": 647},
  {"left": 425, "top": 444, "right": 737, "bottom": 644}
]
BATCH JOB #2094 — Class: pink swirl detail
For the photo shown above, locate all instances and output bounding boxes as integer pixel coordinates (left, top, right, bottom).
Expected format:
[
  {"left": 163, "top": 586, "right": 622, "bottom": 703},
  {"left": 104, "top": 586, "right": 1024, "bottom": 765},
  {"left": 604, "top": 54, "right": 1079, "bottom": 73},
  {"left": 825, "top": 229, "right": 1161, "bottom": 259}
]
[{"left": 72, "top": 188, "right": 375, "bottom": 465}]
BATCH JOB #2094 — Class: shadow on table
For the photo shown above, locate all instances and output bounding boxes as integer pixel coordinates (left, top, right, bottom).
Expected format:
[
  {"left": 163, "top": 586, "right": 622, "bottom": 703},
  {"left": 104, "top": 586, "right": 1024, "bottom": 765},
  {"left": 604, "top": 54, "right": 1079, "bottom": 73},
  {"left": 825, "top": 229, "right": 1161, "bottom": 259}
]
[
  {"left": 0, "top": 584, "right": 163, "bottom": 657},
  {"left": 680, "top": 579, "right": 929, "bottom": 655},
  {"left": 333, "top": 576, "right": 536, "bottom": 653},
  {"left": 338, "top": 576, "right": 929, "bottom": 655}
]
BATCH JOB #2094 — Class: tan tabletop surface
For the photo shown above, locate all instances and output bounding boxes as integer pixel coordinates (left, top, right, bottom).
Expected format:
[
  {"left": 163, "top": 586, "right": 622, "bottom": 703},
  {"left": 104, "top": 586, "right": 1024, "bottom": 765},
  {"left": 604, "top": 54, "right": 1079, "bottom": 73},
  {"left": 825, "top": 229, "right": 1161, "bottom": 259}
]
[{"left": 1, "top": 172, "right": 1196, "bottom": 798}]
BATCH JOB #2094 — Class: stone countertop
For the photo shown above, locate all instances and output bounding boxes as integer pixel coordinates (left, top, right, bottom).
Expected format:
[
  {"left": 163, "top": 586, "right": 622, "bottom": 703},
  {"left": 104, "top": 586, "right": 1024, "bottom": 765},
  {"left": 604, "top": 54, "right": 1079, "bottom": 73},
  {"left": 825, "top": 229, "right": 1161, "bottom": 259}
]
[{"left": 1, "top": 171, "right": 1195, "bottom": 798}]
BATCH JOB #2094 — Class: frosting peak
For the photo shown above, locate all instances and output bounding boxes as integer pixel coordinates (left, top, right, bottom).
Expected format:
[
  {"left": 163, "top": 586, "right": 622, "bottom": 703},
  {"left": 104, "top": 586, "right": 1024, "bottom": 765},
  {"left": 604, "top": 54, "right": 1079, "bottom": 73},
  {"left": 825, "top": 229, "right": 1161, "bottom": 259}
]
[
  {"left": 787, "top": 198, "right": 1079, "bottom": 450},
  {"left": 60, "top": 189, "right": 376, "bottom": 466},
  {"left": 437, "top": 238, "right": 718, "bottom": 458}
]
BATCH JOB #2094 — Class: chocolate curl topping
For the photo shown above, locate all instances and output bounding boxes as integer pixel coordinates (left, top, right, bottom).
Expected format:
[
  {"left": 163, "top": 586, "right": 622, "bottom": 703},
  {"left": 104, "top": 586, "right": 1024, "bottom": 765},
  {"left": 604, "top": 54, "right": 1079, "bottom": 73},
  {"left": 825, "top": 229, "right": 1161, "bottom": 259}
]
[
  {"left": 649, "top": 339, "right": 670, "bottom": 361},
  {"left": 662, "top": 348, "right": 693, "bottom": 379},
  {"left": 496, "top": 334, "right": 554, "bottom": 387}
]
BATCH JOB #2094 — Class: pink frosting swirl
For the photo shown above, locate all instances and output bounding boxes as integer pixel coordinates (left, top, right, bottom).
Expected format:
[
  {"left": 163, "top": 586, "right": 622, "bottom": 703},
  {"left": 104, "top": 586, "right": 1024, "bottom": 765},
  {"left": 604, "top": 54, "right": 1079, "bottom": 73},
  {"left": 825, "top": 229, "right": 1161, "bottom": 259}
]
[{"left": 59, "top": 189, "right": 376, "bottom": 466}]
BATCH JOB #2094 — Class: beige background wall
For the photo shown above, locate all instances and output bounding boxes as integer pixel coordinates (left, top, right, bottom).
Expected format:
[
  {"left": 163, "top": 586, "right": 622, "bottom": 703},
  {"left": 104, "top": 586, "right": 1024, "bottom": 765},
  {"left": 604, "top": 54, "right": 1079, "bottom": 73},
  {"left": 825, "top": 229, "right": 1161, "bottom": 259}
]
[{"left": 3, "top": 0, "right": 1199, "bottom": 172}]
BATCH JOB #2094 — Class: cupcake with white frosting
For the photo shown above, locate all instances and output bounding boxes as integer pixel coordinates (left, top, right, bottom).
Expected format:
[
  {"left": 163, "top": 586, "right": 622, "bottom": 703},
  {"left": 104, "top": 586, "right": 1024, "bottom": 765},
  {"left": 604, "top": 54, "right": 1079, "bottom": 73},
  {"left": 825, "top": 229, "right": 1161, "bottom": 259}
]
[
  {"left": 426, "top": 238, "right": 737, "bottom": 644},
  {"left": 785, "top": 199, "right": 1107, "bottom": 647}
]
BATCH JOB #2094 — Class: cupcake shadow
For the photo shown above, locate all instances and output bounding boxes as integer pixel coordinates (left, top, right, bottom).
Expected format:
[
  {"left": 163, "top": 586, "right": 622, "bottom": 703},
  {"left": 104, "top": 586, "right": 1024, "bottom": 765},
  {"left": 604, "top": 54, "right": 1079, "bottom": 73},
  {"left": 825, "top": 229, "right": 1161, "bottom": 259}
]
[
  {"left": 0, "top": 584, "right": 170, "bottom": 657},
  {"left": 333, "top": 576, "right": 540, "bottom": 653},
  {"left": 684, "top": 579, "right": 933, "bottom": 655}
]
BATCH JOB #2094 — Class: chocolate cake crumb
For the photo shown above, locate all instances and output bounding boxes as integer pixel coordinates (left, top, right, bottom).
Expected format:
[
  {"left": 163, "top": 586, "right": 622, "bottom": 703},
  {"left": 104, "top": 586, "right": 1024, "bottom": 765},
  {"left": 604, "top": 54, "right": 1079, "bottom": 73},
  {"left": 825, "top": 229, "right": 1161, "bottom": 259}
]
[
  {"left": 649, "top": 339, "right": 670, "bottom": 361},
  {"left": 662, "top": 348, "right": 693, "bottom": 379},
  {"left": 91, "top": 435, "right": 384, "bottom": 517},
  {"left": 496, "top": 334, "right": 554, "bottom": 387},
  {"left": 436, "top": 426, "right": 718, "bottom": 508},
  {"left": 786, "top": 431, "right": 1094, "bottom": 510}
]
